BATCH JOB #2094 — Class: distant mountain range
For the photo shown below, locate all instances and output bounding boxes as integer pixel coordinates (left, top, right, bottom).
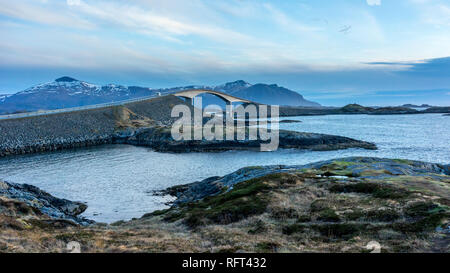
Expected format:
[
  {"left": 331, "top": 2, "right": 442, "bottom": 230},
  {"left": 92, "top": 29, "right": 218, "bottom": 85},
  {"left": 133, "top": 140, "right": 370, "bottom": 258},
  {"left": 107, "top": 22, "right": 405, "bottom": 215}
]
[
  {"left": 0, "top": 77, "right": 320, "bottom": 114},
  {"left": 401, "top": 104, "right": 433, "bottom": 108}
]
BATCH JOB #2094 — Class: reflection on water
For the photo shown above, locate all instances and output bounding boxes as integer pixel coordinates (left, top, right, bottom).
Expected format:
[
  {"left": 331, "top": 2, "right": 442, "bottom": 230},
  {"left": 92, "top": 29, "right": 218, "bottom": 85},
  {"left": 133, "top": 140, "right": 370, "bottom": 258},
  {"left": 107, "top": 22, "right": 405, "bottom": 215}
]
[{"left": 0, "top": 114, "right": 449, "bottom": 223}]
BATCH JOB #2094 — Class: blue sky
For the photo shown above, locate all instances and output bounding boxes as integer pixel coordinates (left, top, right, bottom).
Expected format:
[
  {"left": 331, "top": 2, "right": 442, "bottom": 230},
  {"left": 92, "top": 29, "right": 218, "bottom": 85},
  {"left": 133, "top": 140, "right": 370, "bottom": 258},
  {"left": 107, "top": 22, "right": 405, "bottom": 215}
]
[{"left": 1, "top": 0, "right": 450, "bottom": 106}]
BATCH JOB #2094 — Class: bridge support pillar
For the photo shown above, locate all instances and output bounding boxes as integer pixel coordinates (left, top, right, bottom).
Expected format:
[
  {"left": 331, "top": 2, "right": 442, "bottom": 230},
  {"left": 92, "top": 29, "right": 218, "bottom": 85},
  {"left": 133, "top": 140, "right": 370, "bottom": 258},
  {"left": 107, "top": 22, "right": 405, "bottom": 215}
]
[{"left": 226, "top": 101, "right": 233, "bottom": 117}]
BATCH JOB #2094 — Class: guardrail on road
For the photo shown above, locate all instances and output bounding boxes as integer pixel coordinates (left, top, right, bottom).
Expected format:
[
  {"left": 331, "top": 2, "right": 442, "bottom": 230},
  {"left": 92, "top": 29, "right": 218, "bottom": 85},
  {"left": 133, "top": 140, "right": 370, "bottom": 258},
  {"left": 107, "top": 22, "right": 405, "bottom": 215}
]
[{"left": 0, "top": 94, "right": 163, "bottom": 120}]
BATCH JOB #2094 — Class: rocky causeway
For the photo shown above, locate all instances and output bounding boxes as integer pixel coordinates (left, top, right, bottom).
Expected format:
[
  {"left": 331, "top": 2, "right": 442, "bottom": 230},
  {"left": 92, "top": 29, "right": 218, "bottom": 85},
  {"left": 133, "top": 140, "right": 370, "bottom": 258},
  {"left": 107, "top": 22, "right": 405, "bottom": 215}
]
[{"left": 0, "top": 96, "right": 377, "bottom": 157}]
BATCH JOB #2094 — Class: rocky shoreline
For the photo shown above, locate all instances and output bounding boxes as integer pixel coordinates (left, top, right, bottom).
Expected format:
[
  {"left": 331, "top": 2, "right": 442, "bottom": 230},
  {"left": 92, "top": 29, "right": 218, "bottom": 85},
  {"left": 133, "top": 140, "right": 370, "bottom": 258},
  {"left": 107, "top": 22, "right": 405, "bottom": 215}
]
[
  {"left": 160, "top": 157, "right": 450, "bottom": 205},
  {"left": 278, "top": 104, "right": 450, "bottom": 117},
  {"left": 118, "top": 127, "right": 376, "bottom": 153},
  {"left": 0, "top": 125, "right": 376, "bottom": 156},
  {"left": 1, "top": 157, "right": 448, "bottom": 253},
  {"left": 0, "top": 180, "right": 91, "bottom": 226}
]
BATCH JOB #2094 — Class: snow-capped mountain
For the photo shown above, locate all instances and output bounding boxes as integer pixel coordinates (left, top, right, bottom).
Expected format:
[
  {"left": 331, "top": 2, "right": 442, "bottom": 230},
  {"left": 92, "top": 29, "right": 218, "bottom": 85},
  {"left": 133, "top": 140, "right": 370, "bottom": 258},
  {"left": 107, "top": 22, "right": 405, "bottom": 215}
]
[
  {"left": 17, "top": 76, "right": 155, "bottom": 98},
  {"left": 0, "top": 77, "right": 156, "bottom": 114},
  {"left": 0, "top": 77, "right": 321, "bottom": 114},
  {"left": 214, "top": 80, "right": 251, "bottom": 94},
  {"left": 230, "top": 83, "right": 321, "bottom": 107},
  {"left": 202, "top": 80, "right": 320, "bottom": 107},
  {"left": 0, "top": 94, "right": 11, "bottom": 103}
]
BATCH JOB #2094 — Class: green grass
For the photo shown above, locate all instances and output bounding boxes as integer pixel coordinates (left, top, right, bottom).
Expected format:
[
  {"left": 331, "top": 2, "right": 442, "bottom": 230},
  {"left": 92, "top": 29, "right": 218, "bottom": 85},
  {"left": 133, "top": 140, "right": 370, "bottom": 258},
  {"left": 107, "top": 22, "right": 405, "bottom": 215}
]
[
  {"left": 248, "top": 220, "right": 267, "bottom": 234},
  {"left": 312, "top": 223, "right": 366, "bottom": 239},
  {"left": 344, "top": 210, "right": 365, "bottom": 221},
  {"left": 330, "top": 160, "right": 357, "bottom": 168},
  {"left": 159, "top": 173, "right": 287, "bottom": 228},
  {"left": 317, "top": 208, "right": 340, "bottom": 222},
  {"left": 366, "top": 209, "right": 400, "bottom": 222},
  {"left": 329, "top": 182, "right": 410, "bottom": 199},
  {"left": 392, "top": 159, "right": 414, "bottom": 165},
  {"left": 270, "top": 208, "right": 299, "bottom": 219},
  {"left": 319, "top": 161, "right": 359, "bottom": 177},
  {"left": 392, "top": 201, "right": 449, "bottom": 233},
  {"left": 404, "top": 202, "right": 446, "bottom": 217},
  {"left": 297, "top": 215, "right": 312, "bottom": 223},
  {"left": 282, "top": 224, "right": 306, "bottom": 235},
  {"left": 55, "top": 231, "right": 95, "bottom": 243},
  {"left": 255, "top": 242, "right": 279, "bottom": 253},
  {"left": 393, "top": 213, "right": 448, "bottom": 233}
]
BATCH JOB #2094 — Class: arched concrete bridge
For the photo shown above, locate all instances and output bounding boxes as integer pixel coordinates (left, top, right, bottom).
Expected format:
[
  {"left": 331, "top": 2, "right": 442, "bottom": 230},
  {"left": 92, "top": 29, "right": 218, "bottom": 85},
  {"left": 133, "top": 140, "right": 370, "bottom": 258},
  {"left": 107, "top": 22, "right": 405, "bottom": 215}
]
[
  {"left": 0, "top": 89, "right": 254, "bottom": 120},
  {"left": 173, "top": 89, "right": 252, "bottom": 107}
]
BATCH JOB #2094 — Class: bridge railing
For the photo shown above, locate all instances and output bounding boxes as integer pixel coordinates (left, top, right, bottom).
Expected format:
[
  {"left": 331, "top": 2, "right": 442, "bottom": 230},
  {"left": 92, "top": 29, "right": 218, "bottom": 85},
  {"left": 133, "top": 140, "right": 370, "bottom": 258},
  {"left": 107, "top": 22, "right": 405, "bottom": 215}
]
[{"left": 0, "top": 93, "right": 171, "bottom": 120}]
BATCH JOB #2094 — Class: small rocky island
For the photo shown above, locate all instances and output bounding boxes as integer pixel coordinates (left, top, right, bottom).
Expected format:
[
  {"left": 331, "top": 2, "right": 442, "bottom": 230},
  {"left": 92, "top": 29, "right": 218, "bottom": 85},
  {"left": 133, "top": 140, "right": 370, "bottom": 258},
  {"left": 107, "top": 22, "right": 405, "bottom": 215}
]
[{"left": 1, "top": 157, "right": 448, "bottom": 253}]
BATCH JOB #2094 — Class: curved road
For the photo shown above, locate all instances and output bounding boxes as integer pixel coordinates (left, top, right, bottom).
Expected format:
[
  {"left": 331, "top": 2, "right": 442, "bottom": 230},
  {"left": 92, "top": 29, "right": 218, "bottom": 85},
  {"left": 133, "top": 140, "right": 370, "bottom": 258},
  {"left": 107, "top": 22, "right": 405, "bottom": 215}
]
[{"left": 0, "top": 94, "right": 161, "bottom": 120}]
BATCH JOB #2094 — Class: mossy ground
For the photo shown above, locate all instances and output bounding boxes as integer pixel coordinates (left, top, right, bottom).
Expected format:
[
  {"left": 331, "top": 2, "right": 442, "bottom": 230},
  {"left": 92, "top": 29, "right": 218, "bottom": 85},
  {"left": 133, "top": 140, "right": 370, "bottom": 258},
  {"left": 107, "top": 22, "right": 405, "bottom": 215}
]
[
  {"left": 1, "top": 159, "right": 449, "bottom": 253},
  {"left": 156, "top": 173, "right": 287, "bottom": 227}
]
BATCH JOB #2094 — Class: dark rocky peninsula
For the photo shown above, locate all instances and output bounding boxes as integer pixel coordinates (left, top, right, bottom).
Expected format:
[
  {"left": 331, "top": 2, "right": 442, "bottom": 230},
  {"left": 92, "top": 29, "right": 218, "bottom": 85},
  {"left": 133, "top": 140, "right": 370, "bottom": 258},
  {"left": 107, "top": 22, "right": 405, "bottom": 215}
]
[{"left": 119, "top": 127, "right": 376, "bottom": 153}]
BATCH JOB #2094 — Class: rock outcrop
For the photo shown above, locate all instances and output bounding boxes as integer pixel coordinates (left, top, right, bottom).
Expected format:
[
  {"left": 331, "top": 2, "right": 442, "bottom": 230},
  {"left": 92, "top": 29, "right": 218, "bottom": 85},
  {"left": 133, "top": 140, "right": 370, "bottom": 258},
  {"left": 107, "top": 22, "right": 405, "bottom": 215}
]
[
  {"left": 0, "top": 180, "right": 91, "bottom": 226},
  {"left": 160, "top": 157, "right": 450, "bottom": 205}
]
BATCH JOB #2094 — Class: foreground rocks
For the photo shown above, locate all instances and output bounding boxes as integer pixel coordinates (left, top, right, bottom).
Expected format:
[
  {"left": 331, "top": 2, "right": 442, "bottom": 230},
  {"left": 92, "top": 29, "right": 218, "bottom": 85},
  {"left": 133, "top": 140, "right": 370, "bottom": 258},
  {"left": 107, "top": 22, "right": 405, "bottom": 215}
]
[
  {"left": 0, "top": 157, "right": 448, "bottom": 253},
  {"left": 0, "top": 180, "right": 92, "bottom": 226}
]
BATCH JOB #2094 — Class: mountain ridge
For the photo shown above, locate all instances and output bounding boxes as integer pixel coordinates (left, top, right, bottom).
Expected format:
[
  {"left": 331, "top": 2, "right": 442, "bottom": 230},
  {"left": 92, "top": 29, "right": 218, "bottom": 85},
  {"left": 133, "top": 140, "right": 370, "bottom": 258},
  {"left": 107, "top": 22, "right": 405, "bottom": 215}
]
[{"left": 0, "top": 77, "right": 321, "bottom": 114}]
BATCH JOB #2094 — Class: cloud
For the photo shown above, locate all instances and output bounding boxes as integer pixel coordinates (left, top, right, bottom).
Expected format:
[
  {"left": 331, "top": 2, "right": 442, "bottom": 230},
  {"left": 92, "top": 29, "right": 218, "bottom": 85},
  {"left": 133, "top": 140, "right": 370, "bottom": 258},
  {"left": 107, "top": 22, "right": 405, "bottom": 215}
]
[
  {"left": 66, "top": 0, "right": 81, "bottom": 6},
  {"left": 60, "top": 1, "right": 258, "bottom": 46},
  {"left": 366, "top": 0, "right": 381, "bottom": 6},
  {"left": 262, "top": 3, "right": 321, "bottom": 33},
  {"left": 0, "top": 1, "right": 94, "bottom": 29},
  {"left": 0, "top": 0, "right": 449, "bottom": 87},
  {"left": 365, "top": 57, "right": 450, "bottom": 78},
  {"left": 403, "top": 57, "right": 450, "bottom": 77}
]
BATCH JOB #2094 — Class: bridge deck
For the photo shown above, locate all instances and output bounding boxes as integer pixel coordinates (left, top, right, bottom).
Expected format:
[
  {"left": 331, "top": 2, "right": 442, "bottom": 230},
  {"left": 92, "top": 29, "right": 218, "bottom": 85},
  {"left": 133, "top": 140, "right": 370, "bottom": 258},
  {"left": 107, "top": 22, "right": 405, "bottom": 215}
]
[{"left": 173, "top": 89, "right": 252, "bottom": 104}]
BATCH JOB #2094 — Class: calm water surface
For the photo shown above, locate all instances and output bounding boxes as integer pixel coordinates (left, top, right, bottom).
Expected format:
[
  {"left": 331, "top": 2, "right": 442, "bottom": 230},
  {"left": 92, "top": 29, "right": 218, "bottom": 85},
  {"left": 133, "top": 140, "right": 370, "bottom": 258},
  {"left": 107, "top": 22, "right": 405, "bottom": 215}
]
[{"left": 1, "top": 114, "right": 449, "bottom": 222}]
